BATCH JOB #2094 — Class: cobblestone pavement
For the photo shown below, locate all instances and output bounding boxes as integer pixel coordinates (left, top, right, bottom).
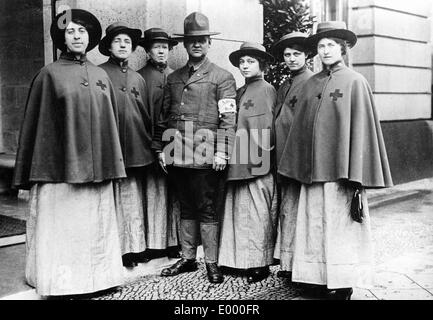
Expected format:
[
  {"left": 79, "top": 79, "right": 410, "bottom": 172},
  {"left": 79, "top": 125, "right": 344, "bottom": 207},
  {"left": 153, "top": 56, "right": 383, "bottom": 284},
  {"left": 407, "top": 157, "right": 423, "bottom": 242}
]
[{"left": 93, "top": 263, "right": 301, "bottom": 300}]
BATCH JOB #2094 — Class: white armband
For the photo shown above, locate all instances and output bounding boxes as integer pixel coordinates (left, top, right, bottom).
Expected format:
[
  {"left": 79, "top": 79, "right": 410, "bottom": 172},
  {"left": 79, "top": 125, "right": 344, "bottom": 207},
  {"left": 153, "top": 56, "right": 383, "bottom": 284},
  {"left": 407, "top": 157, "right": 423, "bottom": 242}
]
[{"left": 218, "top": 98, "right": 236, "bottom": 114}]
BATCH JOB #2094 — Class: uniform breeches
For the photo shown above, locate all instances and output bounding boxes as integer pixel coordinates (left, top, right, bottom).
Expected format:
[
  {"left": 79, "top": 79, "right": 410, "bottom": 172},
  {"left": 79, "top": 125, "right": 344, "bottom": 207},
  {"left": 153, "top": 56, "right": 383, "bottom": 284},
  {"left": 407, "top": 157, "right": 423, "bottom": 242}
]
[{"left": 168, "top": 167, "right": 225, "bottom": 223}]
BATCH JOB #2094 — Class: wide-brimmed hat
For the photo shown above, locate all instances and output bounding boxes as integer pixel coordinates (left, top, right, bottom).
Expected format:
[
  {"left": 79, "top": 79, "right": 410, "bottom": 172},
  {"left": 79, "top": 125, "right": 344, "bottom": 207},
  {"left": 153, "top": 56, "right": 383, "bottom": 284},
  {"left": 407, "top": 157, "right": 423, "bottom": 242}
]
[
  {"left": 173, "top": 12, "right": 220, "bottom": 39},
  {"left": 271, "top": 31, "right": 312, "bottom": 61},
  {"left": 138, "top": 28, "right": 178, "bottom": 49},
  {"left": 306, "top": 21, "right": 357, "bottom": 56},
  {"left": 50, "top": 9, "right": 102, "bottom": 52},
  {"left": 229, "top": 42, "right": 275, "bottom": 67},
  {"left": 99, "top": 22, "right": 142, "bottom": 56}
]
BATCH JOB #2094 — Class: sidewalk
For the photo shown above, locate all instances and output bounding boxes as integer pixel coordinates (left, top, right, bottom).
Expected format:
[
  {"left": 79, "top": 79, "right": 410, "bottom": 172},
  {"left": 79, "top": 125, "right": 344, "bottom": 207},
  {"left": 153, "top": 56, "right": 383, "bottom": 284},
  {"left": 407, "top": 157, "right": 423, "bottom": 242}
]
[{"left": 1, "top": 178, "right": 432, "bottom": 300}]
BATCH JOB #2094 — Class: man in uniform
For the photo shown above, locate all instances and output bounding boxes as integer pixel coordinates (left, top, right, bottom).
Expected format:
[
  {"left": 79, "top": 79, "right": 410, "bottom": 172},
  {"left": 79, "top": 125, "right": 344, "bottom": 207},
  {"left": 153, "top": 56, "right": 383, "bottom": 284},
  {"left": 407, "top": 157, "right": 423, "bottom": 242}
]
[{"left": 152, "top": 12, "right": 237, "bottom": 283}]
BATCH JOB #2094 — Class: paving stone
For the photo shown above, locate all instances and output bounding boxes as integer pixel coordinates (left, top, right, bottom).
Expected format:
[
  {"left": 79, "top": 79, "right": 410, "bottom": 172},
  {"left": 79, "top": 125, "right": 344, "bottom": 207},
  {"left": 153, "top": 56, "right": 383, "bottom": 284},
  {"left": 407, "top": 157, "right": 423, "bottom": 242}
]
[
  {"left": 351, "top": 288, "right": 377, "bottom": 300},
  {"left": 405, "top": 273, "right": 433, "bottom": 289},
  {"left": 377, "top": 252, "right": 433, "bottom": 274},
  {"left": 371, "top": 288, "right": 433, "bottom": 300},
  {"left": 373, "top": 271, "right": 419, "bottom": 290}
]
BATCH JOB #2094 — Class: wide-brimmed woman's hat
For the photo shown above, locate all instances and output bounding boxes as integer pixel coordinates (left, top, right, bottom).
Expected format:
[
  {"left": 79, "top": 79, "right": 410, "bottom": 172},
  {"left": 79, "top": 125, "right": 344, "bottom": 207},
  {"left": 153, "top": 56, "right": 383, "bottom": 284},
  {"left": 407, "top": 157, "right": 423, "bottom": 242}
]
[
  {"left": 229, "top": 42, "right": 275, "bottom": 67},
  {"left": 306, "top": 21, "right": 357, "bottom": 56},
  {"left": 173, "top": 12, "right": 220, "bottom": 39},
  {"left": 138, "top": 27, "right": 178, "bottom": 49},
  {"left": 271, "top": 31, "right": 311, "bottom": 61},
  {"left": 50, "top": 9, "right": 102, "bottom": 52},
  {"left": 99, "top": 22, "right": 142, "bottom": 56}
]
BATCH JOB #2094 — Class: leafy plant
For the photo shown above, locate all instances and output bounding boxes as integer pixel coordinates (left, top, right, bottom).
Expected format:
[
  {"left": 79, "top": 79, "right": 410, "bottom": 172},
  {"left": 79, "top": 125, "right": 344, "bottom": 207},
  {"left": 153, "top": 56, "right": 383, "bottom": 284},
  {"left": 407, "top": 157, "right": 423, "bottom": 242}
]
[{"left": 260, "top": 0, "right": 315, "bottom": 89}]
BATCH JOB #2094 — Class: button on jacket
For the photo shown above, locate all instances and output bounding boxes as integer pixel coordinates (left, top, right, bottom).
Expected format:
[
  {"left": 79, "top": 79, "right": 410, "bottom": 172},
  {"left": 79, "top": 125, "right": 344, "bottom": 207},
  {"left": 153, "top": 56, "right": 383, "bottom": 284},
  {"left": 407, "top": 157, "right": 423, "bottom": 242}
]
[
  {"left": 152, "top": 58, "right": 237, "bottom": 169},
  {"left": 99, "top": 57, "right": 154, "bottom": 168}
]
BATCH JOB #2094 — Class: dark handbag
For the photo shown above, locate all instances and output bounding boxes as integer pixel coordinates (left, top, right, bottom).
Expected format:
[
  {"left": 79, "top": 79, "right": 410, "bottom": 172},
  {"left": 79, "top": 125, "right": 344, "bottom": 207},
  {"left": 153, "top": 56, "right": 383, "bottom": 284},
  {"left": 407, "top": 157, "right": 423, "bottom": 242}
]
[{"left": 350, "top": 188, "right": 364, "bottom": 223}]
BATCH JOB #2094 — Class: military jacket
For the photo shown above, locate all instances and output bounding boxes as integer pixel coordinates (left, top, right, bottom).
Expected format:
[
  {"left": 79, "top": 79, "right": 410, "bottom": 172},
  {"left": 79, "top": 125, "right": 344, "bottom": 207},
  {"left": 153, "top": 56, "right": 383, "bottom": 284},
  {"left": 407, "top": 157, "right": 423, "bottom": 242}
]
[{"left": 152, "top": 58, "right": 237, "bottom": 169}]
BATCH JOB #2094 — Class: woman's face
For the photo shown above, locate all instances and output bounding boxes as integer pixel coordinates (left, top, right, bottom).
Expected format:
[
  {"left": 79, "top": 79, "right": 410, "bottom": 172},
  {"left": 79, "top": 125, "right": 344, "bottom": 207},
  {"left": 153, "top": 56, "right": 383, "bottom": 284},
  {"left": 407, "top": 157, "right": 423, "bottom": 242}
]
[
  {"left": 109, "top": 33, "right": 132, "bottom": 60},
  {"left": 239, "top": 55, "right": 262, "bottom": 79},
  {"left": 317, "top": 38, "right": 343, "bottom": 66},
  {"left": 64, "top": 21, "right": 89, "bottom": 54},
  {"left": 283, "top": 47, "right": 306, "bottom": 71},
  {"left": 148, "top": 41, "right": 169, "bottom": 64}
]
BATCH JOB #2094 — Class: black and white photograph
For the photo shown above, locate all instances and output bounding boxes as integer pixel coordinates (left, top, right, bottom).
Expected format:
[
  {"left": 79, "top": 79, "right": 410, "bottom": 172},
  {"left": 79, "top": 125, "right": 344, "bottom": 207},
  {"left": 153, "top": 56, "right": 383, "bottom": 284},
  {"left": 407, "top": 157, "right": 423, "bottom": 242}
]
[{"left": 0, "top": 0, "right": 432, "bottom": 308}]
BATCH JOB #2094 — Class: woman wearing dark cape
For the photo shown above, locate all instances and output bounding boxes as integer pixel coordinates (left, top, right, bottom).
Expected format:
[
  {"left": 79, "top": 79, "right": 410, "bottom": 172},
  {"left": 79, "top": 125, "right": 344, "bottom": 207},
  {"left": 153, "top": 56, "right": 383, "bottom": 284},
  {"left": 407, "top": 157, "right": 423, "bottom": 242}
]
[
  {"left": 98, "top": 22, "right": 153, "bottom": 268},
  {"left": 13, "top": 9, "right": 126, "bottom": 296},
  {"left": 278, "top": 21, "right": 393, "bottom": 299}
]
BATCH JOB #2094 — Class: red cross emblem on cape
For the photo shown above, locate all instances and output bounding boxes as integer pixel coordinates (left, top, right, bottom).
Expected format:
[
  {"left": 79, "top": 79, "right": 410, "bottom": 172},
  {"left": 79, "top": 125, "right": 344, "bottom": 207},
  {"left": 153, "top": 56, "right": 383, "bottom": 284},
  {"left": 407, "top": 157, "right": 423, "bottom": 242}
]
[
  {"left": 96, "top": 80, "right": 107, "bottom": 91},
  {"left": 330, "top": 89, "right": 343, "bottom": 101}
]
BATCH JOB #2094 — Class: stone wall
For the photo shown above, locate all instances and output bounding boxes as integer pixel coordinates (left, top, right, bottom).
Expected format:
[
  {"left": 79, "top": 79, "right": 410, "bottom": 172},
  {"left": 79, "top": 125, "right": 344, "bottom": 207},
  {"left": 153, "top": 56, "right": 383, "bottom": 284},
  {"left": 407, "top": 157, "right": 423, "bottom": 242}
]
[
  {"left": 0, "top": 0, "right": 45, "bottom": 154},
  {"left": 349, "top": 0, "right": 433, "bottom": 183},
  {"left": 350, "top": 0, "right": 432, "bottom": 121},
  {"left": 50, "top": 0, "right": 263, "bottom": 87}
]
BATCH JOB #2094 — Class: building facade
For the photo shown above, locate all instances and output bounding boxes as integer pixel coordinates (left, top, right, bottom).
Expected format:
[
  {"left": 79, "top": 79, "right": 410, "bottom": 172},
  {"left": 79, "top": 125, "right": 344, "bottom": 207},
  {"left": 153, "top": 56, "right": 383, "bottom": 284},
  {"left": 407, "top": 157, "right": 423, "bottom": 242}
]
[{"left": 310, "top": 0, "right": 433, "bottom": 184}]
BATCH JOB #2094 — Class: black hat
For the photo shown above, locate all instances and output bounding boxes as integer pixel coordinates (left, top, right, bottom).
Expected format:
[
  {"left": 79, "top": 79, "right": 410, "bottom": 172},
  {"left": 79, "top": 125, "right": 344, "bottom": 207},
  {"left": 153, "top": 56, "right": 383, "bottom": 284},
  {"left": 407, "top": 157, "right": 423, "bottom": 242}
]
[
  {"left": 50, "top": 9, "right": 102, "bottom": 52},
  {"left": 173, "top": 12, "right": 220, "bottom": 39},
  {"left": 99, "top": 22, "right": 142, "bottom": 56},
  {"left": 306, "top": 21, "right": 357, "bottom": 56},
  {"left": 138, "top": 27, "right": 178, "bottom": 49},
  {"left": 271, "top": 31, "right": 312, "bottom": 61},
  {"left": 229, "top": 42, "right": 275, "bottom": 67}
]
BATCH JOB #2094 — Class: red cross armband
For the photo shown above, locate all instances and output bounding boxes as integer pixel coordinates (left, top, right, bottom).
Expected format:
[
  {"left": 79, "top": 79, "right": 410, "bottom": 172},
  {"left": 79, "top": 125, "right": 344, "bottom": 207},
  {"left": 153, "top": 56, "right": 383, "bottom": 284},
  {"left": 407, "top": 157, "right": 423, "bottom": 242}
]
[{"left": 218, "top": 98, "right": 237, "bottom": 115}]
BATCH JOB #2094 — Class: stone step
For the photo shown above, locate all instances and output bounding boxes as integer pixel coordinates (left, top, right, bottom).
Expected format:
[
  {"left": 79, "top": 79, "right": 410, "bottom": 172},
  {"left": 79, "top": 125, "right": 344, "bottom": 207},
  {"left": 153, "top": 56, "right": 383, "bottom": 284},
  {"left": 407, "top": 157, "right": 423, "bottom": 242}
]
[
  {"left": 368, "top": 190, "right": 426, "bottom": 209},
  {"left": 0, "top": 154, "right": 15, "bottom": 169}
]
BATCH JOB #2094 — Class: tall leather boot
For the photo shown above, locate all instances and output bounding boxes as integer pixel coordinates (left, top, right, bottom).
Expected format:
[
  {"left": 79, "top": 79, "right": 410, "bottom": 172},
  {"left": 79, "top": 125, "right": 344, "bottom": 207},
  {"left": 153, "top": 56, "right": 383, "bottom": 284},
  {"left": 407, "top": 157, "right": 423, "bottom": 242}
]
[
  {"left": 200, "top": 222, "right": 223, "bottom": 283},
  {"left": 161, "top": 219, "right": 198, "bottom": 276}
]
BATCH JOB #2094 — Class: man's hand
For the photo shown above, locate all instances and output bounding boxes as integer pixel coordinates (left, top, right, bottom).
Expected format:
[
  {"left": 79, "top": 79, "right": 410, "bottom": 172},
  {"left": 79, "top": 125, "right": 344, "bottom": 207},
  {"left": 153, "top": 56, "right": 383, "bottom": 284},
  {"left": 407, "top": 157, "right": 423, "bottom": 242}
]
[
  {"left": 213, "top": 152, "right": 227, "bottom": 171},
  {"left": 157, "top": 151, "right": 168, "bottom": 174}
]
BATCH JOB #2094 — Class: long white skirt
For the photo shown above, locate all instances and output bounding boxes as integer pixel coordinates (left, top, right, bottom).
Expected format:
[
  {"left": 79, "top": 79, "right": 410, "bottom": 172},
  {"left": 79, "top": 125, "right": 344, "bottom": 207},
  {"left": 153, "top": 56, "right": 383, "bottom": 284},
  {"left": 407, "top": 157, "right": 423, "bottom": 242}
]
[
  {"left": 218, "top": 173, "right": 278, "bottom": 269},
  {"left": 279, "top": 181, "right": 374, "bottom": 289},
  {"left": 26, "top": 182, "right": 124, "bottom": 296},
  {"left": 113, "top": 175, "right": 147, "bottom": 254},
  {"left": 145, "top": 166, "right": 180, "bottom": 249}
]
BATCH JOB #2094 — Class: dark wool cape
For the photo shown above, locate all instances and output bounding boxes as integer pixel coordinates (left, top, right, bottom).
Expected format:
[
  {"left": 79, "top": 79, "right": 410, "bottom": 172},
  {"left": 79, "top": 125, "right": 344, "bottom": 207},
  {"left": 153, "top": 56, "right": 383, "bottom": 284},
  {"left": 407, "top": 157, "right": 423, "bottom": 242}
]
[
  {"left": 13, "top": 53, "right": 126, "bottom": 189},
  {"left": 278, "top": 64, "right": 393, "bottom": 188},
  {"left": 227, "top": 76, "right": 276, "bottom": 181},
  {"left": 99, "top": 58, "right": 154, "bottom": 168},
  {"left": 137, "top": 60, "right": 173, "bottom": 134},
  {"left": 275, "top": 67, "right": 314, "bottom": 164}
]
